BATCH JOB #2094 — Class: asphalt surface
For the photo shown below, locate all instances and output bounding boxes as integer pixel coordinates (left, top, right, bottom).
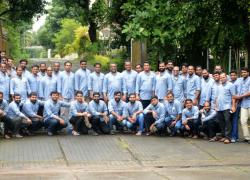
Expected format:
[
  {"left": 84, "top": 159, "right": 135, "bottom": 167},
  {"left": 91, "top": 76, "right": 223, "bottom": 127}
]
[{"left": 0, "top": 135, "right": 250, "bottom": 179}]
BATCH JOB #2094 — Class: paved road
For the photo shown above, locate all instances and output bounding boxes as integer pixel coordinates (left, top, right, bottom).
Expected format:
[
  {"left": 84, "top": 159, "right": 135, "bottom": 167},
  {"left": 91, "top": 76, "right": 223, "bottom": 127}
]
[{"left": 0, "top": 135, "right": 250, "bottom": 179}]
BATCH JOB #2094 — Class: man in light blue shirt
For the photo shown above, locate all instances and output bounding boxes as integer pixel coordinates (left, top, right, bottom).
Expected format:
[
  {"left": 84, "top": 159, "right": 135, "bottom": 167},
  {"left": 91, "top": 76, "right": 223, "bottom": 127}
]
[
  {"left": 216, "top": 73, "right": 236, "bottom": 144},
  {"left": 69, "top": 91, "right": 97, "bottom": 136},
  {"left": 0, "top": 91, "right": 13, "bottom": 139},
  {"left": 103, "top": 63, "right": 124, "bottom": 102},
  {"left": 88, "top": 92, "right": 110, "bottom": 134},
  {"left": 199, "top": 69, "right": 214, "bottom": 108},
  {"left": 121, "top": 61, "right": 137, "bottom": 101},
  {"left": 43, "top": 91, "right": 70, "bottom": 136},
  {"left": 38, "top": 62, "right": 47, "bottom": 77},
  {"left": 234, "top": 67, "right": 250, "bottom": 143},
  {"left": 182, "top": 99, "right": 200, "bottom": 138},
  {"left": 164, "top": 92, "right": 183, "bottom": 136},
  {"left": 75, "top": 60, "right": 91, "bottom": 98},
  {"left": 172, "top": 66, "right": 186, "bottom": 104},
  {"left": 124, "top": 93, "right": 144, "bottom": 135},
  {"left": 136, "top": 62, "right": 156, "bottom": 108},
  {"left": 27, "top": 64, "right": 40, "bottom": 94},
  {"left": 206, "top": 71, "right": 221, "bottom": 109},
  {"left": 7, "top": 94, "right": 32, "bottom": 138},
  {"left": 199, "top": 102, "right": 218, "bottom": 140},
  {"left": 10, "top": 66, "right": 31, "bottom": 101},
  {"left": 39, "top": 66, "right": 57, "bottom": 100},
  {"left": 0, "top": 63, "right": 10, "bottom": 101},
  {"left": 155, "top": 62, "right": 172, "bottom": 102},
  {"left": 88, "top": 63, "right": 104, "bottom": 99},
  {"left": 19, "top": 59, "right": 31, "bottom": 78},
  {"left": 143, "top": 96, "right": 165, "bottom": 135},
  {"left": 52, "top": 62, "right": 61, "bottom": 79},
  {"left": 186, "top": 65, "right": 201, "bottom": 105},
  {"left": 57, "top": 61, "right": 75, "bottom": 121},
  {"left": 22, "top": 92, "right": 44, "bottom": 133},
  {"left": 108, "top": 91, "right": 127, "bottom": 134}
]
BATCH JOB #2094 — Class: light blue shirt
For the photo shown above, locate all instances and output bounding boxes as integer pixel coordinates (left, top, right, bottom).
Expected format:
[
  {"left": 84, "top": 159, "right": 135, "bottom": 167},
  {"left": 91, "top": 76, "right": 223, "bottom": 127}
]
[
  {"left": 103, "top": 72, "right": 124, "bottom": 100},
  {"left": 38, "top": 72, "right": 46, "bottom": 77},
  {"left": 239, "top": 77, "right": 250, "bottom": 108},
  {"left": 75, "top": 68, "right": 91, "bottom": 96},
  {"left": 10, "top": 76, "right": 31, "bottom": 101},
  {"left": 171, "top": 75, "right": 186, "bottom": 103},
  {"left": 7, "top": 101, "right": 26, "bottom": 119},
  {"left": 182, "top": 106, "right": 199, "bottom": 121},
  {"left": 206, "top": 81, "right": 220, "bottom": 109},
  {"left": 199, "top": 77, "right": 214, "bottom": 106},
  {"left": 43, "top": 99, "right": 70, "bottom": 121},
  {"left": 126, "top": 101, "right": 143, "bottom": 117},
  {"left": 217, "top": 82, "right": 236, "bottom": 111},
  {"left": 108, "top": 99, "right": 127, "bottom": 117},
  {"left": 201, "top": 109, "right": 217, "bottom": 122},
  {"left": 0, "top": 71, "right": 10, "bottom": 100},
  {"left": 39, "top": 75, "right": 57, "bottom": 100},
  {"left": 154, "top": 72, "right": 173, "bottom": 100},
  {"left": 88, "top": 72, "right": 104, "bottom": 96},
  {"left": 88, "top": 100, "right": 108, "bottom": 116},
  {"left": 121, "top": 70, "right": 137, "bottom": 95},
  {"left": 27, "top": 74, "right": 40, "bottom": 93},
  {"left": 69, "top": 100, "right": 88, "bottom": 118},
  {"left": 143, "top": 102, "right": 165, "bottom": 124},
  {"left": 57, "top": 71, "right": 75, "bottom": 100},
  {"left": 136, "top": 71, "right": 156, "bottom": 100},
  {"left": 164, "top": 100, "right": 182, "bottom": 120},
  {"left": 22, "top": 99, "right": 44, "bottom": 118},
  {"left": 0, "top": 99, "right": 8, "bottom": 112},
  {"left": 186, "top": 74, "right": 201, "bottom": 100}
]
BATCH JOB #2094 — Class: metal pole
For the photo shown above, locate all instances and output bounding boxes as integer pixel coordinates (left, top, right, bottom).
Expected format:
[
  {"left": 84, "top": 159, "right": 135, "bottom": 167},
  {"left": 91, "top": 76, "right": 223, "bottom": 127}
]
[
  {"left": 206, "top": 48, "right": 209, "bottom": 70},
  {"left": 229, "top": 46, "right": 232, "bottom": 73}
]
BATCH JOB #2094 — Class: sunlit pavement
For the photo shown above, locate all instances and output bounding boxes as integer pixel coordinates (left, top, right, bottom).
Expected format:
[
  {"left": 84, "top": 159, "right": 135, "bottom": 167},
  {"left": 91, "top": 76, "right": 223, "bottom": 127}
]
[{"left": 0, "top": 135, "right": 250, "bottom": 179}]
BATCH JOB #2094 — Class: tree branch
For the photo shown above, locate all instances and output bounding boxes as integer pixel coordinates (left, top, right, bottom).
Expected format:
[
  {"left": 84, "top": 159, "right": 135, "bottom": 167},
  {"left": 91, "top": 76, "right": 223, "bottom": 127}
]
[{"left": 0, "top": 9, "right": 10, "bottom": 17}]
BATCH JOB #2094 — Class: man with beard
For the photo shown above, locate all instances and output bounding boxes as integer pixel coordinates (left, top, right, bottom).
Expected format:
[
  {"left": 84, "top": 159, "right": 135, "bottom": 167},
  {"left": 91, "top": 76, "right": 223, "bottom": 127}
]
[
  {"left": 206, "top": 71, "right": 221, "bottom": 109},
  {"left": 88, "top": 92, "right": 111, "bottom": 134},
  {"left": 199, "top": 69, "right": 214, "bottom": 109},
  {"left": 186, "top": 65, "right": 201, "bottom": 106},
  {"left": 108, "top": 91, "right": 127, "bottom": 134},
  {"left": 88, "top": 63, "right": 105, "bottom": 99},
  {"left": 195, "top": 66, "right": 203, "bottom": 80},
  {"left": 135, "top": 64, "right": 143, "bottom": 74},
  {"left": 10, "top": 66, "right": 31, "bottom": 101},
  {"left": 172, "top": 66, "right": 186, "bottom": 104},
  {"left": 7, "top": 94, "right": 32, "bottom": 138},
  {"left": 164, "top": 92, "right": 183, "bottom": 136},
  {"left": 43, "top": 91, "right": 70, "bottom": 136},
  {"left": 38, "top": 63, "right": 47, "bottom": 77},
  {"left": 103, "top": 63, "right": 124, "bottom": 102},
  {"left": 39, "top": 66, "right": 57, "bottom": 100},
  {"left": 181, "top": 63, "right": 189, "bottom": 79},
  {"left": 53, "top": 62, "right": 61, "bottom": 79},
  {"left": 22, "top": 92, "right": 44, "bottom": 134},
  {"left": 0, "top": 63, "right": 10, "bottom": 101},
  {"left": 18, "top": 59, "right": 31, "bottom": 78},
  {"left": 136, "top": 62, "right": 156, "bottom": 108},
  {"left": 165, "top": 60, "right": 174, "bottom": 75},
  {"left": 143, "top": 96, "right": 165, "bottom": 136},
  {"left": 154, "top": 62, "right": 172, "bottom": 102},
  {"left": 121, "top": 61, "right": 137, "bottom": 101},
  {"left": 124, "top": 93, "right": 144, "bottom": 135}
]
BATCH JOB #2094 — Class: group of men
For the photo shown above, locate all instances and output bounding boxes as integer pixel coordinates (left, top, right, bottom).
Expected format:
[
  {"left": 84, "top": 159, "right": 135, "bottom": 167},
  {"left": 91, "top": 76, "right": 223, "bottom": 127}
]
[{"left": 0, "top": 52, "right": 249, "bottom": 144}]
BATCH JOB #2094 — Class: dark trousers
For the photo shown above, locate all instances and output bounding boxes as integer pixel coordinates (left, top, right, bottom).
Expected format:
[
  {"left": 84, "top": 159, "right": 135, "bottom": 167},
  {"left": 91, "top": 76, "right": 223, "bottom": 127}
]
[
  {"left": 91, "top": 116, "right": 110, "bottom": 134},
  {"left": 141, "top": 100, "right": 151, "bottom": 109},
  {"left": 28, "top": 118, "right": 44, "bottom": 132},
  {"left": 69, "top": 116, "right": 88, "bottom": 134},
  {"left": 0, "top": 115, "right": 14, "bottom": 134},
  {"left": 231, "top": 106, "right": 240, "bottom": 140},
  {"left": 9, "top": 118, "right": 24, "bottom": 135},
  {"left": 144, "top": 113, "right": 155, "bottom": 132},
  {"left": 217, "top": 110, "right": 232, "bottom": 139},
  {"left": 199, "top": 120, "right": 217, "bottom": 138},
  {"left": 187, "top": 118, "right": 201, "bottom": 135},
  {"left": 45, "top": 118, "right": 67, "bottom": 134}
]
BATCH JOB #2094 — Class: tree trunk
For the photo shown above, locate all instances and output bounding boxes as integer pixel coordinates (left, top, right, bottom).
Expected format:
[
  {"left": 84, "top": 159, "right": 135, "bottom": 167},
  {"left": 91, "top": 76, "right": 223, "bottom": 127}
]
[{"left": 88, "top": 20, "right": 97, "bottom": 42}]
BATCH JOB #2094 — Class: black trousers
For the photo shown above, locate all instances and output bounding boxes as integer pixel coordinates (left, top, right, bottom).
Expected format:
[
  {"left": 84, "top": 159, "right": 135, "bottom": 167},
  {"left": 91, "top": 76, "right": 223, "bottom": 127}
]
[
  {"left": 144, "top": 113, "right": 155, "bottom": 132},
  {"left": 199, "top": 119, "right": 217, "bottom": 138},
  {"left": 69, "top": 116, "right": 88, "bottom": 134},
  {"left": 217, "top": 110, "right": 232, "bottom": 139},
  {"left": 90, "top": 116, "right": 110, "bottom": 134},
  {"left": 28, "top": 117, "right": 44, "bottom": 132},
  {"left": 187, "top": 118, "right": 201, "bottom": 135},
  {"left": 141, "top": 100, "right": 151, "bottom": 109},
  {"left": 0, "top": 115, "right": 14, "bottom": 134}
]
